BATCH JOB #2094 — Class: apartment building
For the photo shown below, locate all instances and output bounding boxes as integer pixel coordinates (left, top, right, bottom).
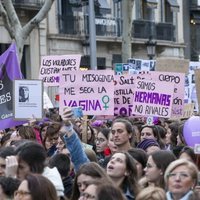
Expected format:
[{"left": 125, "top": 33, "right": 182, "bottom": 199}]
[{"left": 0, "top": 0, "right": 191, "bottom": 79}]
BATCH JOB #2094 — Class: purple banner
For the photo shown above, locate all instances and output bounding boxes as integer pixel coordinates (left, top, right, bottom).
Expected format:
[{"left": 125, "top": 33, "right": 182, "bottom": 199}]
[{"left": 0, "top": 43, "right": 26, "bottom": 130}]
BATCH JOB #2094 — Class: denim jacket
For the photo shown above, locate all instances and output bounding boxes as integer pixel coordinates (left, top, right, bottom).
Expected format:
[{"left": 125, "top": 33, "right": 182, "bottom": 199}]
[{"left": 63, "top": 128, "right": 89, "bottom": 172}]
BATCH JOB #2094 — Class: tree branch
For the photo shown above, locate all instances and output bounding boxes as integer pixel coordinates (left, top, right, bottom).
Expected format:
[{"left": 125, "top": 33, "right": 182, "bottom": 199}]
[
  {"left": 23, "top": 0, "right": 55, "bottom": 37},
  {"left": 0, "top": 1, "right": 15, "bottom": 38},
  {"left": 3, "top": 0, "right": 22, "bottom": 32}
]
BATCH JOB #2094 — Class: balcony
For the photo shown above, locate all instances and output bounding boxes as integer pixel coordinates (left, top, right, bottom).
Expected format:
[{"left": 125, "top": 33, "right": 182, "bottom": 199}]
[
  {"left": 156, "top": 23, "right": 175, "bottom": 41},
  {"left": 58, "top": 15, "right": 175, "bottom": 42},
  {"left": 132, "top": 20, "right": 175, "bottom": 41},
  {"left": 132, "top": 20, "right": 156, "bottom": 39},
  {"left": 12, "top": 0, "right": 44, "bottom": 10}
]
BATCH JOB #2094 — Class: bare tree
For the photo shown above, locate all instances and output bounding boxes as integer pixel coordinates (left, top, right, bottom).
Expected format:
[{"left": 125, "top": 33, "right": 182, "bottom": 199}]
[
  {"left": 0, "top": 0, "right": 55, "bottom": 62},
  {"left": 122, "top": 0, "right": 134, "bottom": 63}
]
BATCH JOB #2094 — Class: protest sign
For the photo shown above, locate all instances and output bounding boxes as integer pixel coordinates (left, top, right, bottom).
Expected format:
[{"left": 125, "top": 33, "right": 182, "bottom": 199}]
[
  {"left": 194, "top": 69, "right": 200, "bottom": 112},
  {"left": 139, "top": 71, "right": 185, "bottom": 118},
  {"left": 114, "top": 74, "right": 136, "bottom": 116},
  {"left": 59, "top": 70, "right": 114, "bottom": 116},
  {"left": 156, "top": 58, "right": 189, "bottom": 74},
  {"left": 182, "top": 103, "right": 194, "bottom": 119},
  {"left": 14, "top": 80, "right": 43, "bottom": 119},
  {"left": 132, "top": 79, "right": 174, "bottom": 118},
  {"left": 0, "top": 43, "right": 27, "bottom": 129},
  {"left": 39, "top": 54, "right": 81, "bottom": 87}
]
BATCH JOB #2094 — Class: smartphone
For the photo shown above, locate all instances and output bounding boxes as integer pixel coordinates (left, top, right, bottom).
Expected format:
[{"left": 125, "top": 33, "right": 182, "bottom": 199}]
[{"left": 72, "top": 107, "right": 83, "bottom": 118}]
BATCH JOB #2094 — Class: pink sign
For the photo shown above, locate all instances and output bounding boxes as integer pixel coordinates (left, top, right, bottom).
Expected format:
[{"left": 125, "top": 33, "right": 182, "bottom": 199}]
[
  {"left": 59, "top": 70, "right": 115, "bottom": 115},
  {"left": 39, "top": 54, "right": 81, "bottom": 86},
  {"left": 138, "top": 71, "right": 185, "bottom": 118},
  {"left": 132, "top": 79, "right": 174, "bottom": 118},
  {"left": 114, "top": 74, "right": 136, "bottom": 116}
]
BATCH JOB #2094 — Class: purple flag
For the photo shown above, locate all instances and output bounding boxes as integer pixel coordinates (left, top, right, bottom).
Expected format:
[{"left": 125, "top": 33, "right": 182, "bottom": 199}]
[{"left": 0, "top": 43, "right": 27, "bottom": 130}]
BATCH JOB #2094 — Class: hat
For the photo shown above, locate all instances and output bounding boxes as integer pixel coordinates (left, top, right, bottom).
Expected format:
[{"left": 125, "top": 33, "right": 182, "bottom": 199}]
[{"left": 137, "top": 139, "right": 160, "bottom": 151}]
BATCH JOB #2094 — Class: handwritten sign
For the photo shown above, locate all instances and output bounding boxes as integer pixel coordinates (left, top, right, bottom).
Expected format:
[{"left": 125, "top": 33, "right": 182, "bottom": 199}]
[
  {"left": 132, "top": 79, "right": 174, "bottom": 118},
  {"left": 138, "top": 71, "right": 185, "bottom": 118},
  {"left": 39, "top": 55, "right": 81, "bottom": 86},
  {"left": 114, "top": 75, "right": 136, "bottom": 116},
  {"left": 59, "top": 70, "right": 114, "bottom": 115}
]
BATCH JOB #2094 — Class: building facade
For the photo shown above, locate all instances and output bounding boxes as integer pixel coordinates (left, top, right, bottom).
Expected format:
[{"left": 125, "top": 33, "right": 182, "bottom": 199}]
[{"left": 0, "top": 0, "right": 190, "bottom": 76}]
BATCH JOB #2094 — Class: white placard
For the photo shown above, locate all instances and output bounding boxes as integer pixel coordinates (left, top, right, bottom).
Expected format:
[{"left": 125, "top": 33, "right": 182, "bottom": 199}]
[{"left": 14, "top": 80, "right": 43, "bottom": 119}]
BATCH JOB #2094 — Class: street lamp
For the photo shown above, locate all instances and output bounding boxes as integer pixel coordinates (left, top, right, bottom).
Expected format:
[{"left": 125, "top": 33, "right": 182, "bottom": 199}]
[{"left": 146, "top": 36, "right": 157, "bottom": 60}]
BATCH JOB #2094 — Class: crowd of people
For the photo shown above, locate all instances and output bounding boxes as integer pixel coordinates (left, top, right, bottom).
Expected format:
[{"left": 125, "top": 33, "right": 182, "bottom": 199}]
[{"left": 0, "top": 107, "right": 199, "bottom": 200}]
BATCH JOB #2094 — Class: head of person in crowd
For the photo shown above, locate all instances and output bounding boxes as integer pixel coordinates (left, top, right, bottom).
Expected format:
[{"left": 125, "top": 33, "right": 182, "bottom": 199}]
[
  {"left": 39, "top": 121, "right": 50, "bottom": 141},
  {"left": 0, "top": 146, "right": 15, "bottom": 176},
  {"left": 15, "top": 126, "right": 36, "bottom": 141},
  {"left": 140, "top": 125, "right": 165, "bottom": 149},
  {"left": 79, "top": 179, "right": 125, "bottom": 200},
  {"left": 56, "top": 132, "right": 70, "bottom": 155},
  {"left": 0, "top": 132, "right": 12, "bottom": 146},
  {"left": 106, "top": 152, "right": 140, "bottom": 199},
  {"left": 165, "top": 121, "right": 179, "bottom": 150},
  {"left": 95, "top": 128, "right": 110, "bottom": 154},
  {"left": 136, "top": 186, "right": 166, "bottom": 200},
  {"left": 70, "top": 162, "right": 110, "bottom": 200},
  {"left": 78, "top": 178, "right": 110, "bottom": 200},
  {"left": 86, "top": 124, "right": 96, "bottom": 146},
  {"left": 84, "top": 148, "right": 98, "bottom": 162},
  {"left": 49, "top": 153, "right": 71, "bottom": 179},
  {"left": 107, "top": 131, "right": 118, "bottom": 154},
  {"left": 14, "top": 173, "right": 58, "bottom": 200},
  {"left": 137, "top": 138, "right": 160, "bottom": 155},
  {"left": 131, "top": 120, "right": 145, "bottom": 145},
  {"left": 49, "top": 153, "right": 72, "bottom": 199},
  {"left": 77, "top": 122, "right": 96, "bottom": 146},
  {"left": 14, "top": 141, "right": 64, "bottom": 197},
  {"left": 179, "top": 146, "right": 197, "bottom": 164},
  {"left": 0, "top": 176, "right": 20, "bottom": 200},
  {"left": 43, "top": 122, "right": 61, "bottom": 157},
  {"left": 165, "top": 159, "right": 199, "bottom": 200},
  {"left": 91, "top": 119, "right": 106, "bottom": 138},
  {"left": 96, "top": 183, "right": 126, "bottom": 200},
  {"left": 15, "top": 141, "right": 47, "bottom": 180},
  {"left": 111, "top": 118, "right": 134, "bottom": 151},
  {"left": 144, "top": 150, "right": 176, "bottom": 189},
  {"left": 128, "top": 148, "right": 148, "bottom": 178},
  {"left": 176, "top": 122, "right": 186, "bottom": 146}
]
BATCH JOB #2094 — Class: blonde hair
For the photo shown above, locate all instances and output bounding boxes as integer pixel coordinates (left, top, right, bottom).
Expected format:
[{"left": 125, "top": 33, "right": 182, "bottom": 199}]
[
  {"left": 136, "top": 186, "right": 166, "bottom": 200},
  {"left": 164, "top": 159, "right": 199, "bottom": 187}
]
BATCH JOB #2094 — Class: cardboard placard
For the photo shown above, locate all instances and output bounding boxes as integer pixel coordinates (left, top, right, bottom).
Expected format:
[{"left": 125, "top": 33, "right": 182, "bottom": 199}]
[{"left": 156, "top": 58, "right": 189, "bottom": 74}]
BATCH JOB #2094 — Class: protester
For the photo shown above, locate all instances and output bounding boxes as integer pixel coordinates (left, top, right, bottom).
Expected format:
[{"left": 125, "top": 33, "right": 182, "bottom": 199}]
[
  {"left": 164, "top": 159, "right": 199, "bottom": 200},
  {"left": 111, "top": 118, "right": 134, "bottom": 151},
  {"left": 60, "top": 107, "right": 89, "bottom": 172},
  {"left": 142, "top": 150, "right": 176, "bottom": 189},
  {"left": 165, "top": 121, "right": 179, "bottom": 151},
  {"left": 128, "top": 148, "right": 148, "bottom": 179},
  {"left": 95, "top": 127, "right": 110, "bottom": 165},
  {"left": 0, "top": 176, "right": 20, "bottom": 199},
  {"left": 15, "top": 126, "right": 36, "bottom": 141},
  {"left": 137, "top": 138, "right": 160, "bottom": 155},
  {"left": 14, "top": 173, "right": 58, "bottom": 200},
  {"left": 43, "top": 122, "right": 61, "bottom": 157},
  {"left": 136, "top": 186, "right": 166, "bottom": 200},
  {"left": 106, "top": 152, "right": 140, "bottom": 200},
  {"left": 96, "top": 183, "right": 126, "bottom": 200},
  {"left": 70, "top": 162, "right": 110, "bottom": 200},
  {"left": 179, "top": 146, "right": 197, "bottom": 164},
  {"left": 49, "top": 153, "right": 73, "bottom": 199},
  {"left": 0, "top": 146, "right": 15, "bottom": 176},
  {"left": 5, "top": 141, "right": 64, "bottom": 198},
  {"left": 140, "top": 125, "right": 165, "bottom": 149}
]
